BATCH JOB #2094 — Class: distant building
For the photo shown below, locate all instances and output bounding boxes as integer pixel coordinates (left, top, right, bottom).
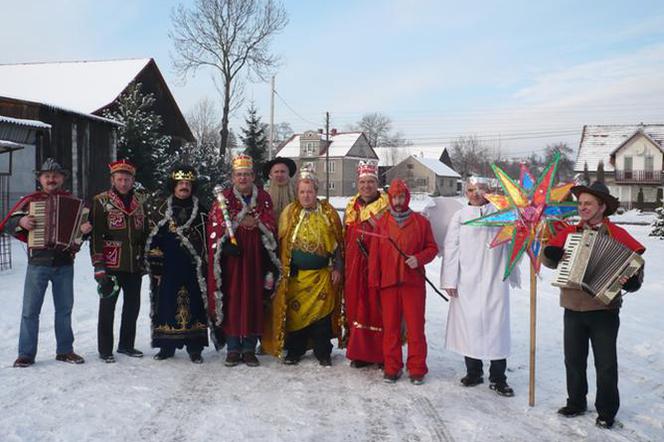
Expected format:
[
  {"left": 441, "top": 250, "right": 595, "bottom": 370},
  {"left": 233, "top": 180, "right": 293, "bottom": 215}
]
[
  {"left": 575, "top": 124, "right": 664, "bottom": 209},
  {"left": 385, "top": 154, "right": 460, "bottom": 196},
  {"left": 0, "top": 58, "right": 194, "bottom": 204},
  {"left": 276, "top": 130, "right": 378, "bottom": 196},
  {"left": 374, "top": 145, "right": 453, "bottom": 187}
]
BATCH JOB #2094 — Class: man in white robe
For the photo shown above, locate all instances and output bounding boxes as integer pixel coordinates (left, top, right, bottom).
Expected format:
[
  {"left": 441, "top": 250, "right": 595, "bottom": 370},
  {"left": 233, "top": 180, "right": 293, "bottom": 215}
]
[{"left": 441, "top": 178, "right": 519, "bottom": 397}]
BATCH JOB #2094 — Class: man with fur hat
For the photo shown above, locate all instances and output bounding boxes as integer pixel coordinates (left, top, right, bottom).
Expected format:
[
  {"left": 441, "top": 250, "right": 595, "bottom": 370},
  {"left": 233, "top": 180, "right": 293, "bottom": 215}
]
[
  {"left": 542, "top": 181, "right": 645, "bottom": 429},
  {"left": 145, "top": 165, "right": 210, "bottom": 363},
  {"left": 90, "top": 159, "right": 149, "bottom": 363},
  {"left": 207, "top": 154, "right": 279, "bottom": 367},
  {"left": 368, "top": 179, "right": 438, "bottom": 384},
  {"left": 262, "top": 165, "right": 344, "bottom": 366},
  {"left": 0, "top": 158, "right": 90, "bottom": 367},
  {"left": 263, "top": 156, "right": 297, "bottom": 222},
  {"left": 343, "top": 159, "right": 390, "bottom": 368}
]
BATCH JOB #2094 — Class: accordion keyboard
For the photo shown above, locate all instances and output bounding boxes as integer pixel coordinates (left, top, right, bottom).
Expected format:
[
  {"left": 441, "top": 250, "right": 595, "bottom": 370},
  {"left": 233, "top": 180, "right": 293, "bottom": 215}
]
[
  {"left": 28, "top": 201, "right": 47, "bottom": 248},
  {"left": 552, "top": 233, "right": 583, "bottom": 287}
]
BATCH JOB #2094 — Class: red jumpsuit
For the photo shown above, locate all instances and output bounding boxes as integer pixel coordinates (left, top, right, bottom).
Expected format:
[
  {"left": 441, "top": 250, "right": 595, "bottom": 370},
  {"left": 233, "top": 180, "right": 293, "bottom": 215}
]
[{"left": 369, "top": 205, "right": 438, "bottom": 378}]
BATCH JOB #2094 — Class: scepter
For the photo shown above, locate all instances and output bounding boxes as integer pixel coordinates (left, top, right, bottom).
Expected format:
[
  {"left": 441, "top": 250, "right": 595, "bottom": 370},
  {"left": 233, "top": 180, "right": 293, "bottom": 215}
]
[
  {"left": 360, "top": 229, "right": 449, "bottom": 302},
  {"left": 213, "top": 185, "right": 237, "bottom": 246}
]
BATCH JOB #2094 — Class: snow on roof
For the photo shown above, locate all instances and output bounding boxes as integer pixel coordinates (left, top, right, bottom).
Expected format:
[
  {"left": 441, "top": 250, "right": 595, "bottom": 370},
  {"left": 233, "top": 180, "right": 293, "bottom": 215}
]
[
  {"left": 411, "top": 155, "right": 460, "bottom": 178},
  {"left": 276, "top": 131, "right": 366, "bottom": 158},
  {"left": 0, "top": 58, "right": 151, "bottom": 114},
  {"left": 0, "top": 115, "right": 51, "bottom": 130},
  {"left": 575, "top": 124, "right": 664, "bottom": 172},
  {"left": 374, "top": 145, "right": 448, "bottom": 167}
]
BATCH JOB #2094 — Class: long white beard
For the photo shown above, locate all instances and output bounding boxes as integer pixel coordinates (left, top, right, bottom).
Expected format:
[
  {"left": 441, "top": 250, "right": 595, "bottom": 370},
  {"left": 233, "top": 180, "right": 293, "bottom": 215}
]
[{"left": 268, "top": 181, "right": 295, "bottom": 220}]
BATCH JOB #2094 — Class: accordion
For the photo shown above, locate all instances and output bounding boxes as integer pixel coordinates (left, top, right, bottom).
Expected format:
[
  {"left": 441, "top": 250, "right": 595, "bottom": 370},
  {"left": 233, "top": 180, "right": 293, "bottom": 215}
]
[
  {"left": 28, "top": 194, "right": 89, "bottom": 251},
  {"left": 552, "top": 229, "right": 644, "bottom": 305}
]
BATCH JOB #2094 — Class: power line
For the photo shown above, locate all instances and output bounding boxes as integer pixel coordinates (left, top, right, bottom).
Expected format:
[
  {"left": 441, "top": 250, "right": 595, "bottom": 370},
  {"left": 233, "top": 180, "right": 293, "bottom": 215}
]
[{"left": 273, "top": 90, "right": 322, "bottom": 127}]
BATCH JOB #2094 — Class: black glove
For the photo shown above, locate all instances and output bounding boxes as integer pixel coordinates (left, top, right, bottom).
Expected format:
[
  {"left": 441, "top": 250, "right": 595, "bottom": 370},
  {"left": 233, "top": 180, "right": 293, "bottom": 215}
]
[
  {"left": 543, "top": 246, "right": 564, "bottom": 265},
  {"left": 222, "top": 241, "right": 241, "bottom": 256}
]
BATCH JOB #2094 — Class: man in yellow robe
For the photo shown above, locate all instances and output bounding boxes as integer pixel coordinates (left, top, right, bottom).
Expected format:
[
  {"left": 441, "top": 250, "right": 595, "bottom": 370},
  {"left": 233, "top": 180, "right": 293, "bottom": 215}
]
[{"left": 262, "top": 165, "right": 343, "bottom": 366}]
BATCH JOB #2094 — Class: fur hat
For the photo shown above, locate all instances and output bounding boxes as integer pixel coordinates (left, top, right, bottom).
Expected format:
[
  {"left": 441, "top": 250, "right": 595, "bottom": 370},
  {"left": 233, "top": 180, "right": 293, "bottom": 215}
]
[{"left": 34, "top": 158, "right": 68, "bottom": 177}]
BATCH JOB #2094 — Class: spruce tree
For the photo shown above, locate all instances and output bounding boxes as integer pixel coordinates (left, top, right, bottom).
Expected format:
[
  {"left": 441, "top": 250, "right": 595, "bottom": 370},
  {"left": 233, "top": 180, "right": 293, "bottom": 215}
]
[
  {"left": 583, "top": 162, "right": 591, "bottom": 185},
  {"left": 103, "top": 82, "right": 172, "bottom": 191},
  {"left": 240, "top": 103, "right": 268, "bottom": 182},
  {"left": 597, "top": 160, "right": 605, "bottom": 183},
  {"left": 650, "top": 206, "right": 664, "bottom": 239}
]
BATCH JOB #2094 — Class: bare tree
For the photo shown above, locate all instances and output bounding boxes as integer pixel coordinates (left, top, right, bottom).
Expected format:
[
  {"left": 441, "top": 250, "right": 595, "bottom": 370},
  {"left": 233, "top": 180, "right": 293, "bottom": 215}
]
[
  {"left": 170, "top": 0, "right": 288, "bottom": 157},
  {"left": 186, "top": 97, "right": 222, "bottom": 158},
  {"left": 449, "top": 135, "right": 489, "bottom": 178},
  {"left": 350, "top": 112, "right": 409, "bottom": 148},
  {"left": 544, "top": 142, "right": 575, "bottom": 181}
]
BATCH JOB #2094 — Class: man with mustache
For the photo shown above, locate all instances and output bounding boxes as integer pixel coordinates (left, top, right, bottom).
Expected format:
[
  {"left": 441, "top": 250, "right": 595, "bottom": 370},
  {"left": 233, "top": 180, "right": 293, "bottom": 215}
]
[{"left": 1, "top": 158, "right": 90, "bottom": 368}]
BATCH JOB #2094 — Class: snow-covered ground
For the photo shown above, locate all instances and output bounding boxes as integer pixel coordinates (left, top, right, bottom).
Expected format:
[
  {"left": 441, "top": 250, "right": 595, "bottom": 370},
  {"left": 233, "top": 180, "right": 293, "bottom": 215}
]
[{"left": 1, "top": 202, "right": 663, "bottom": 441}]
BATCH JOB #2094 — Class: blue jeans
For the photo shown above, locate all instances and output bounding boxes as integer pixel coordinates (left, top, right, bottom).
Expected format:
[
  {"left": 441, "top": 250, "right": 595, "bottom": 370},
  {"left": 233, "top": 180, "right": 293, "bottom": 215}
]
[
  {"left": 19, "top": 264, "right": 75, "bottom": 359},
  {"left": 226, "top": 335, "right": 258, "bottom": 353}
]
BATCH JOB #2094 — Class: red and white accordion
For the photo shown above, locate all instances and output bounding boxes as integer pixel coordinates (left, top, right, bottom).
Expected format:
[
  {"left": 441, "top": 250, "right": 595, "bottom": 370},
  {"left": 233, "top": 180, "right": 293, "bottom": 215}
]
[
  {"left": 552, "top": 229, "right": 644, "bottom": 305},
  {"left": 28, "top": 194, "right": 89, "bottom": 251}
]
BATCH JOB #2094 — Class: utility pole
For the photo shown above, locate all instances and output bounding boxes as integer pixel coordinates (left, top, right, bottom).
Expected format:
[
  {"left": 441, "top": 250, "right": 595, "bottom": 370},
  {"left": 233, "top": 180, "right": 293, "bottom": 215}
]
[
  {"left": 325, "top": 111, "right": 330, "bottom": 199},
  {"left": 268, "top": 75, "right": 275, "bottom": 160}
]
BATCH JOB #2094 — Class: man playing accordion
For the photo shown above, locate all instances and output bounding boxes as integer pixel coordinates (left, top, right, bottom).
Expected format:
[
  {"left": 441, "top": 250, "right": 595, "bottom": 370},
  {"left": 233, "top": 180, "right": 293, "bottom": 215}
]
[
  {"left": 0, "top": 158, "right": 91, "bottom": 368},
  {"left": 542, "top": 181, "right": 645, "bottom": 429}
]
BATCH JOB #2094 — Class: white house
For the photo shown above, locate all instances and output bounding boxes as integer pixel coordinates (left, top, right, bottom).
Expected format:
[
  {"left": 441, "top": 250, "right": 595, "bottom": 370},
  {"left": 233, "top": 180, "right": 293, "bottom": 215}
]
[{"left": 575, "top": 124, "right": 664, "bottom": 209}]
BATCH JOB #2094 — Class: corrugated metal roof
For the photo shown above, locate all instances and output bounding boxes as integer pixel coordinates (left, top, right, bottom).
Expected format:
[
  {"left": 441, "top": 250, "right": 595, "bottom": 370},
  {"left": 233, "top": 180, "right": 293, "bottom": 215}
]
[
  {"left": 575, "top": 124, "right": 664, "bottom": 172},
  {"left": 0, "top": 115, "right": 51, "bottom": 130}
]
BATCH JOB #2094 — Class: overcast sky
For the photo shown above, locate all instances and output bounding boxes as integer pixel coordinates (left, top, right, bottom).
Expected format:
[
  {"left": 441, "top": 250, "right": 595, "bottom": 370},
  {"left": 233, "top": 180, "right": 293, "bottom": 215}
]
[{"left": 2, "top": 0, "right": 664, "bottom": 156}]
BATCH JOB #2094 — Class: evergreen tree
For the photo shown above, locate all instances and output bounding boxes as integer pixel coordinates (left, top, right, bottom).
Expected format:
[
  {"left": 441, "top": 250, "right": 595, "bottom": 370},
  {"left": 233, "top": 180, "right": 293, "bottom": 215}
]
[
  {"left": 650, "top": 206, "right": 664, "bottom": 239},
  {"left": 103, "top": 82, "right": 172, "bottom": 191},
  {"left": 241, "top": 103, "right": 268, "bottom": 182},
  {"left": 597, "top": 160, "right": 605, "bottom": 183},
  {"left": 583, "top": 162, "right": 591, "bottom": 185}
]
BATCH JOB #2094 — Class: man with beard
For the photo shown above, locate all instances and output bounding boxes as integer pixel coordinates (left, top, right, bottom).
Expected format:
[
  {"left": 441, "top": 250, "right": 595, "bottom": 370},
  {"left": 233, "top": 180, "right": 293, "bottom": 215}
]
[
  {"left": 369, "top": 179, "right": 438, "bottom": 384},
  {"left": 262, "top": 165, "right": 343, "bottom": 366},
  {"left": 91, "top": 159, "right": 148, "bottom": 363},
  {"left": 263, "top": 157, "right": 297, "bottom": 222},
  {"left": 441, "top": 178, "right": 520, "bottom": 397},
  {"left": 343, "top": 160, "right": 389, "bottom": 368},
  {"left": 207, "top": 154, "right": 279, "bottom": 367},
  {"left": 145, "top": 165, "right": 209, "bottom": 363},
  {"left": 1, "top": 158, "right": 90, "bottom": 367}
]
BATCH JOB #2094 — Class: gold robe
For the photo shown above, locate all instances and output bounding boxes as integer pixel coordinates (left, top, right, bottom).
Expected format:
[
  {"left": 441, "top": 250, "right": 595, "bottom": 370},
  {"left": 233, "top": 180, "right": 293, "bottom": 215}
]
[{"left": 262, "top": 199, "right": 344, "bottom": 357}]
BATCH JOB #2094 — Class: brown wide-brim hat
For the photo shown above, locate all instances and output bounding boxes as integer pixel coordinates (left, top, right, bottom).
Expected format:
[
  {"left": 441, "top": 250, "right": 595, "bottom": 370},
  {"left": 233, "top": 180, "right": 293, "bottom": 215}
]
[
  {"left": 263, "top": 157, "right": 297, "bottom": 181},
  {"left": 571, "top": 181, "right": 620, "bottom": 216}
]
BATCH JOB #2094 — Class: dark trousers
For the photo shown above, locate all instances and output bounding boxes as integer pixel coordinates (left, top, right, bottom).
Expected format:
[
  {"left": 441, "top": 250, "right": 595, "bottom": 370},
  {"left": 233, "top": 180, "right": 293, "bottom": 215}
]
[
  {"left": 158, "top": 343, "right": 204, "bottom": 357},
  {"left": 285, "top": 315, "right": 333, "bottom": 361},
  {"left": 564, "top": 309, "right": 620, "bottom": 419},
  {"left": 98, "top": 272, "right": 142, "bottom": 356},
  {"left": 465, "top": 356, "right": 507, "bottom": 383}
]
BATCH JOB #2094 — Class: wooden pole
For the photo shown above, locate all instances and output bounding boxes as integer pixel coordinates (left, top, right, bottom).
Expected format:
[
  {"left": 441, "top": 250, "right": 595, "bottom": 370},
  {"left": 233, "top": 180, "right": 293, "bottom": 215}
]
[{"left": 529, "top": 263, "right": 537, "bottom": 406}]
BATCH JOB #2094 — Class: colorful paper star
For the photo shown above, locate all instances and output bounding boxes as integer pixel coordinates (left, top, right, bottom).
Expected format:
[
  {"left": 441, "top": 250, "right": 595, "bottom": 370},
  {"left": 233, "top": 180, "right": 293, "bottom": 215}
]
[{"left": 465, "top": 152, "right": 577, "bottom": 279}]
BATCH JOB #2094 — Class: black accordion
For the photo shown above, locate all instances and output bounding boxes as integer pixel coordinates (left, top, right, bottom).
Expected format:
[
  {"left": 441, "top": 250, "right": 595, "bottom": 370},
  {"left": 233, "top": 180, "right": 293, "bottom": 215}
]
[{"left": 552, "top": 229, "right": 644, "bottom": 305}]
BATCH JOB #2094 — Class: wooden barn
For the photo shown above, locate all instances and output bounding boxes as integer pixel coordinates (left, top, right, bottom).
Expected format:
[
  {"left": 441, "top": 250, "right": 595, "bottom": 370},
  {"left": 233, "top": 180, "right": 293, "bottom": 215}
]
[{"left": 0, "top": 58, "right": 194, "bottom": 205}]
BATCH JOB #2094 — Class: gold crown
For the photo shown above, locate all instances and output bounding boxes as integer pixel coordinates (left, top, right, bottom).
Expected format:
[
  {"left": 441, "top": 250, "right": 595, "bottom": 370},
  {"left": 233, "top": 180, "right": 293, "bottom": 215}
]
[
  {"left": 171, "top": 170, "right": 196, "bottom": 181},
  {"left": 298, "top": 163, "right": 318, "bottom": 182},
  {"left": 232, "top": 154, "right": 253, "bottom": 171}
]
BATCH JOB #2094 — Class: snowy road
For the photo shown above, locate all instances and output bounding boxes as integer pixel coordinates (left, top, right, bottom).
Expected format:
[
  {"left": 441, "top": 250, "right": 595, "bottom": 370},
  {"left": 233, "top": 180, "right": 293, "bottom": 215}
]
[{"left": 1, "top": 223, "right": 663, "bottom": 441}]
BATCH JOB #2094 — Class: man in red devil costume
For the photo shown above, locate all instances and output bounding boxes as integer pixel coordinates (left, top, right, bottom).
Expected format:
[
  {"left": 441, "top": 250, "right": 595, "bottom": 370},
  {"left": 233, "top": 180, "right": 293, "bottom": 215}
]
[{"left": 369, "top": 179, "right": 438, "bottom": 384}]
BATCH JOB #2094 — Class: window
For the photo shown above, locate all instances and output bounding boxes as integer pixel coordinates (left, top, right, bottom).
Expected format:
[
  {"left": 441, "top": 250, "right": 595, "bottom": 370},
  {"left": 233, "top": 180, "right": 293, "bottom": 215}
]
[
  {"left": 645, "top": 155, "right": 654, "bottom": 180},
  {"left": 328, "top": 181, "right": 335, "bottom": 190},
  {"left": 624, "top": 156, "right": 632, "bottom": 179},
  {"left": 304, "top": 142, "right": 317, "bottom": 157},
  {"left": 324, "top": 160, "right": 335, "bottom": 173}
]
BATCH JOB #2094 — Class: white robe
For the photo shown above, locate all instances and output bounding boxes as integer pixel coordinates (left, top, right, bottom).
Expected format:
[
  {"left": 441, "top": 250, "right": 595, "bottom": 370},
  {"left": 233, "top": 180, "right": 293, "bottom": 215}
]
[{"left": 441, "top": 204, "right": 519, "bottom": 360}]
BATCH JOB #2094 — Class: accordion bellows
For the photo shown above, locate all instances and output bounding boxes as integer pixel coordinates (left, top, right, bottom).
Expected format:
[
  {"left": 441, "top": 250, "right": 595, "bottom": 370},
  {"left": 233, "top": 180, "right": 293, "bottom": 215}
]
[
  {"left": 28, "top": 195, "right": 89, "bottom": 251},
  {"left": 552, "top": 229, "right": 644, "bottom": 305}
]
